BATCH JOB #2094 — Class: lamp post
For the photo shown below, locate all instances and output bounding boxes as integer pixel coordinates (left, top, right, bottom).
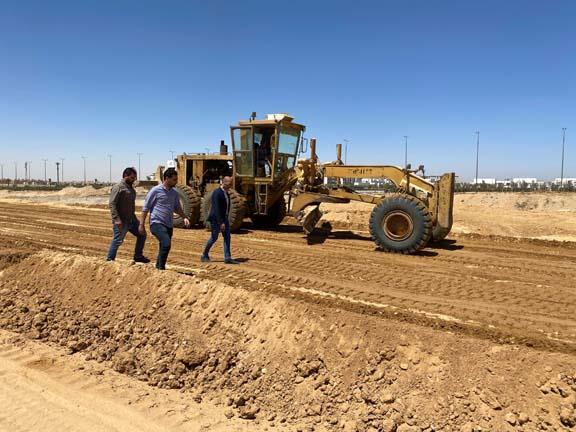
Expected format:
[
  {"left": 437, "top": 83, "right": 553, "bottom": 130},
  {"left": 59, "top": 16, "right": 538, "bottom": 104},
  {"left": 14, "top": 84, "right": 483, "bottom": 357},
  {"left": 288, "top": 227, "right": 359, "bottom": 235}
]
[
  {"left": 561, "top": 127, "right": 567, "bottom": 188},
  {"left": 60, "top": 158, "right": 65, "bottom": 183},
  {"left": 81, "top": 156, "right": 87, "bottom": 185},
  {"left": 475, "top": 131, "right": 480, "bottom": 188},
  {"left": 107, "top": 154, "right": 112, "bottom": 184},
  {"left": 42, "top": 159, "right": 48, "bottom": 182},
  {"left": 403, "top": 136, "right": 408, "bottom": 168},
  {"left": 343, "top": 139, "right": 350, "bottom": 165},
  {"left": 137, "top": 153, "right": 143, "bottom": 181}
]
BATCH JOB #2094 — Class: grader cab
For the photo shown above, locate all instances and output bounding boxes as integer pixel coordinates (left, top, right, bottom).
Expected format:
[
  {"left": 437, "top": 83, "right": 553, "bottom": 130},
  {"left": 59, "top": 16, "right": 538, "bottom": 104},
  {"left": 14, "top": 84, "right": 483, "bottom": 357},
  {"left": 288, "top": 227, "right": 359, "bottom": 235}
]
[{"left": 157, "top": 113, "right": 305, "bottom": 231}]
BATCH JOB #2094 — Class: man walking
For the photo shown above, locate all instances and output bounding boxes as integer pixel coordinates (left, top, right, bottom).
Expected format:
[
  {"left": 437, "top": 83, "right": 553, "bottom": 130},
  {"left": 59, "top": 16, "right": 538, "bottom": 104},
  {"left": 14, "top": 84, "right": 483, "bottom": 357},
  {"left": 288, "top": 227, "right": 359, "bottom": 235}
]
[
  {"left": 106, "top": 167, "right": 149, "bottom": 263},
  {"left": 201, "top": 176, "right": 239, "bottom": 264},
  {"left": 139, "top": 168, "right": 190, "bottom": 270}
]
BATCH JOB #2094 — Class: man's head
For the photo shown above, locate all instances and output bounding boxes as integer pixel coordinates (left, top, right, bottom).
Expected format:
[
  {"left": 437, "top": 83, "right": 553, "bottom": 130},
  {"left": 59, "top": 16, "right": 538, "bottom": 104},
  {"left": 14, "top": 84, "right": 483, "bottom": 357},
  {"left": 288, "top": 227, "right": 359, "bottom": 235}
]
[
  {"left": 163, "top": 168, "right": 178, "bottom": 188},
  {"left": 122, "top": 167, "right": 137, "bottom": 185},
  {"left": 221, "top": 176, "right": 233, "bottom": 191}
]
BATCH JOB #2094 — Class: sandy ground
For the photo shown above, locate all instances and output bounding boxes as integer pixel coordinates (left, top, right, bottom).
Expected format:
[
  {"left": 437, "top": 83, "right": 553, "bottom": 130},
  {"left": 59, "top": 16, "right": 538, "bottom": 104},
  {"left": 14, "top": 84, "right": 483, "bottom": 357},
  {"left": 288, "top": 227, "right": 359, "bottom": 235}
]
[
  {"left": 0, "top": 330, "right": 256, "bottom": 432},
  {"left": 319, "top": 192, "right": 576, "bottom": 242},
  {"left": 0, "top": 189, "right": 576, "bottom": 431}
]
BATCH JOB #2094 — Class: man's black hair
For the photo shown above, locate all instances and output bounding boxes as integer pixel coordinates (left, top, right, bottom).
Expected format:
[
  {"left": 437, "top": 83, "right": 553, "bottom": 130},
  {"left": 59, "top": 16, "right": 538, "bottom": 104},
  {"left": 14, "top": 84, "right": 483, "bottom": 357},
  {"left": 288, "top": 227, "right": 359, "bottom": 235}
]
[
  {"left": 163, "top": 167, "right": 178, "bottom": 180},
  {"left": 123, "top": 167, "right": 137, "bottom": 177}
]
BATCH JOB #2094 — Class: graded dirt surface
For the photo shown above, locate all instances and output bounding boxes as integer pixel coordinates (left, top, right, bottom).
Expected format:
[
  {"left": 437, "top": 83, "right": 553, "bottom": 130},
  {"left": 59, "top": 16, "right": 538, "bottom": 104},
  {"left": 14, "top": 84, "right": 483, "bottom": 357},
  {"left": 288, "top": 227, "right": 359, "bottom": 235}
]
[{"left": 1, "top": 191, "right": 576, "bottom": 431}]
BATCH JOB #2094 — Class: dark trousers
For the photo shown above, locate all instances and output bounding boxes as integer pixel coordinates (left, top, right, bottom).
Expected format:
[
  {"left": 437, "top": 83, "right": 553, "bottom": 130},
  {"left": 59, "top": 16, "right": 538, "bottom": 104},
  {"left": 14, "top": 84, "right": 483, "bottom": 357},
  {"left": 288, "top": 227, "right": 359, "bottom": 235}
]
[
  {"left": 202, "top": 220, "right": 231, "bottom": 261},
  {"left": 150, "top": 223, "right": 173, "bottom": 270},
  {"left": 106, "top": 219, "right": 146, "bottom": 261}
]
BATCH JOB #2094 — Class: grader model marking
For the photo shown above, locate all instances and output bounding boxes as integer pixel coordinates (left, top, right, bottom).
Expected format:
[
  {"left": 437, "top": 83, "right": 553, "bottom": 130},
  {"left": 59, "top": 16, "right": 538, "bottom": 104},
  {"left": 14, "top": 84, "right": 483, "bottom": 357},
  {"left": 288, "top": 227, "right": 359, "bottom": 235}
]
[{"left": 157, "top": 113, "right": 455, "bottom": 254}]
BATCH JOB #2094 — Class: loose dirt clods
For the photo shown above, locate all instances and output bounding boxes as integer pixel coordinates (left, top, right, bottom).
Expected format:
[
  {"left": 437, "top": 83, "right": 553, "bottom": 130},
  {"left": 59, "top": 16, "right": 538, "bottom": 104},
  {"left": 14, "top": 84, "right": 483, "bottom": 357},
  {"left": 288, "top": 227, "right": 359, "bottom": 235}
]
[
  {"left": 0, "top": 245, "right": 574, "bottom": 431},
  {"left": 0, "top": 191, "right": 576, "bottom": 430}
]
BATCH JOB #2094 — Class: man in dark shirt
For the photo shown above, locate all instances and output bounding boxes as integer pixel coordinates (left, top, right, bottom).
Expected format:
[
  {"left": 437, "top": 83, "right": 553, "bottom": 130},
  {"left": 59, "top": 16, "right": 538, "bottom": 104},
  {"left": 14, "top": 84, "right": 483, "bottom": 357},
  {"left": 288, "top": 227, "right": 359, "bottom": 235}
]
[
  {"left": 201, "top": 176, "right": 239, "bottom": 264},
  {"left": 106, "top": 167, "right": 149, "bottom": 263}
]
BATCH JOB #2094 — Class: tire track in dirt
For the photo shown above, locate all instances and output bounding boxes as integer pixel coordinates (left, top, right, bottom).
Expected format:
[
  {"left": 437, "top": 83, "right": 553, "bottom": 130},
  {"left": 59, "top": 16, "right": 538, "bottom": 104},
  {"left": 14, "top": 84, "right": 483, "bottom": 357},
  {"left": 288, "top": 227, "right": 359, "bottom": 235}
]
[{"left": 2, "top": 202, "right": 576, "bottom": 354}]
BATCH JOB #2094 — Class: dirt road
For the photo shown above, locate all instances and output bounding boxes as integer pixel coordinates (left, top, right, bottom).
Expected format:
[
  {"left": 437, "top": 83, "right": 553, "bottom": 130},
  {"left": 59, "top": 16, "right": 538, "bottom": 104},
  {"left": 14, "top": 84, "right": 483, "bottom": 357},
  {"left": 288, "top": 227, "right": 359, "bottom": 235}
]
[{"left": 2, "top": 201, "right": 575, "bottom": 354}]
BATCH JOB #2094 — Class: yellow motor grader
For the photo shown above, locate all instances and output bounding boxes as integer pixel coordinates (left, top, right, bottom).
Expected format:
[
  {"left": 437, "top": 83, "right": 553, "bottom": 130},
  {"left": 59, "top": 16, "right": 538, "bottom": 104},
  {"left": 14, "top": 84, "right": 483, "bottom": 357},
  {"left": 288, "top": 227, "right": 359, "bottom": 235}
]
[{"left": 157, "top": 113, "right": 454, "bottom": 253}]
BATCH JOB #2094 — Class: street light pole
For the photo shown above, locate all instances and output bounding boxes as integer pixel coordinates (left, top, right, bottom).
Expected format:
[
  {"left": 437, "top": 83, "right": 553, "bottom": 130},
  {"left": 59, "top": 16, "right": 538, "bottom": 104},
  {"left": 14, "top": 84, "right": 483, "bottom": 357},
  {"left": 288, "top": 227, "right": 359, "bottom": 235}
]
[
  {"left": 475, "top": 131, "right": 480, "bottom": 188},
  {"left": 169, "top": 150, "right": 175, "bottom": 160},
  {"left": 0, "top": 163, "right": 3, "bottom": 181},
  {"left": 107, "top": 154, "right": 112, "bottom": 183},
  {"left": 404, "top": 136, "right": 408, "bottom": 168},
  {"left": 14, "top": 162, "right": 17, "bottom": 182},
  {"left": 42, "top": 159, "right": 48, "bottom": 182},
  {"left": 561, "top": 127, "right": 567, "bottom": 189},
  {"left": 343, "top": 139, "right": 350, "bottom": 165},
  {"left": 137, "top": 153, "right": 143, "bottom": 181},
  {"left": 28, "top": 161, "right": 32, "bottom": 180},
  {"left": 81, "top": 156, "right": 87, "bottom": 185},
  {"left": 60, "top": 158, "right": 65, "bottom": 183}
]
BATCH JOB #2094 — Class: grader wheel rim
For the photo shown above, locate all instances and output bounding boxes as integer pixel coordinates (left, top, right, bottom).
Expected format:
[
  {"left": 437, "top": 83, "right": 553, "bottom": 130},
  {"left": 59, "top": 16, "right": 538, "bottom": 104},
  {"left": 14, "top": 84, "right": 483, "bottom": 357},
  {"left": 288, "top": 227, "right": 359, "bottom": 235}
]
[{"left": 382, "top": 210, "right": 414, "bottom": 241}]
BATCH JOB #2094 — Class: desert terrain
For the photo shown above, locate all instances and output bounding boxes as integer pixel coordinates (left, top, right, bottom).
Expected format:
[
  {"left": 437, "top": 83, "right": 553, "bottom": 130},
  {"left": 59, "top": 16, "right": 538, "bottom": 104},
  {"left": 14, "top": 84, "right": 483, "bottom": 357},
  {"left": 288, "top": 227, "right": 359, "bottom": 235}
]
[{"left": 0, "top": 188, "right": 575, "bottom": 431}]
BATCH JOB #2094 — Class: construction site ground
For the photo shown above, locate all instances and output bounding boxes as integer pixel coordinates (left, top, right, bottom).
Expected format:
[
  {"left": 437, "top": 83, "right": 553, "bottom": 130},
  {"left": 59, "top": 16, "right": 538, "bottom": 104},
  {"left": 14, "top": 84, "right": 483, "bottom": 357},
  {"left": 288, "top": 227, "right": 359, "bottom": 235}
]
[{"left": 0, "top": 189, "right": 575, "bottom": 431}]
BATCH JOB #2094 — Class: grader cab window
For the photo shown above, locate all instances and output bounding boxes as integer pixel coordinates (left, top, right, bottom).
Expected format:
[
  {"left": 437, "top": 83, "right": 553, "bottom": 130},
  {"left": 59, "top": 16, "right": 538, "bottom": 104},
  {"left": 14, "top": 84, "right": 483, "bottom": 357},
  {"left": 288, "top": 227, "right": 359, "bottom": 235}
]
[
  {"left": 254, "top": 127, "right": 275, "bottom": 177},
  {"left": 274, "top": 125, "right": 301, "bottom": 176},
  {"left": 232, "top": 127, "right": 254, "bottom": 176}
]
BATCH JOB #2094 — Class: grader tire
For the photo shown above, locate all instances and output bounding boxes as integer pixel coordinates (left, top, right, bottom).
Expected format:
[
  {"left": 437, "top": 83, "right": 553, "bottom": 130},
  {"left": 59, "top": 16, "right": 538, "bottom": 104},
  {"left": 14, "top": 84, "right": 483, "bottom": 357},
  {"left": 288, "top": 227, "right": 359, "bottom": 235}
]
[
  {"left": 369, "top": 194, "right": 432, "bottom": 254},
  {"left": 174, "top": 185, "right": 201, "bottom": 228},
  {"left": 201, "top": 189, "right": 247, "bottom": 233},
  {"left": 251, "top": 196, "right": 287, "bottom": 229}
]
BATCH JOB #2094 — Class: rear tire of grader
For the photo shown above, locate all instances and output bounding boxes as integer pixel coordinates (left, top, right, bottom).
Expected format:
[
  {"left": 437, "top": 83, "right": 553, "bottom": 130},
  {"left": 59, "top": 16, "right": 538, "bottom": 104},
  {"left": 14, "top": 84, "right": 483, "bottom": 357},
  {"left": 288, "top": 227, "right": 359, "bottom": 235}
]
[
  {"left": 369, "top": 194, "right": 432, "bottom": 254},
  {"left": 250, "top": 196, "right": 287, "bottom": 229},
  {"left": 174, "top": 185, "right": 201, "bottom": 228},
  {"left": 201, "top": 189, "right": 247, "bottom": 233}
]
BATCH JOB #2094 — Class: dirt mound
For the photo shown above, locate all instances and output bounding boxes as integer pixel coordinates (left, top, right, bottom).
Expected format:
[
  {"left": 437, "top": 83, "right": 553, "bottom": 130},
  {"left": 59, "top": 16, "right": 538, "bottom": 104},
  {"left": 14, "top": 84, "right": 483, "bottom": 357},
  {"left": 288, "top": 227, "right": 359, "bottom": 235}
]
[
  {"left": 317, "top": 192, "right": 576, "bottom": 241},
  {"left": 54, "top": 186, "right": 111, "bottom": 197},
  {"left": 457, "top": 192, "right": 576, "bottom": 212},
  {"left": 1, "top": 247, "right": 576, "bottom": 431}
]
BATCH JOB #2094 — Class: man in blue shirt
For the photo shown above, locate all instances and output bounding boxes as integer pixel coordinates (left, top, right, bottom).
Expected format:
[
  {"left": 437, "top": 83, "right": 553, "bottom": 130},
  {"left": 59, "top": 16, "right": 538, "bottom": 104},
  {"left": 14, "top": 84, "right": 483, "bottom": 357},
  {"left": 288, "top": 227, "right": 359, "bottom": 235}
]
[
  {"left": 139, "top": 168, "right": 190, "bottom": 270},
  {"left": 201, "top": 176, "right": 239, "bottom": 264}
]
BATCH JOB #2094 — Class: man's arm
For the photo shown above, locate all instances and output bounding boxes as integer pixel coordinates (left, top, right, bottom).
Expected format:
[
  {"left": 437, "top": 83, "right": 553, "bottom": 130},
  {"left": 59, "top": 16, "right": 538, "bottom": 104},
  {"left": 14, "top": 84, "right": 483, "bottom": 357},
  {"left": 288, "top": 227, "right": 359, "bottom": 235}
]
[
  {"left": 212, "top": 189, "right": 225, "bottom": 225},
  {"left": 109, "top": 184, "right": 122, "bottom": 227},
  {"left": 174, "top": 193, "right": 190, "bottom": 227},
  {"left": 139, "top": 189, "right": 156, "bottom": 233}
]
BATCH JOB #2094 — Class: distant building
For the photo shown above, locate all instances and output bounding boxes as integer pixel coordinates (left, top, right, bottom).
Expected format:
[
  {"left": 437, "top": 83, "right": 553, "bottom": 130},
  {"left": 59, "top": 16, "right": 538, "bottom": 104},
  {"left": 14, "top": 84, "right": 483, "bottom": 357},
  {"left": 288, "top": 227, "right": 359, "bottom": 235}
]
[
  {"left": 553, "top": 178, "right": 576, "bottom": 185},
  {"left": 512, "top": 178, "right": 538, "bottom": 184},
  {"left": 470, "top": 178, "right": 497, "bottom": 185}
]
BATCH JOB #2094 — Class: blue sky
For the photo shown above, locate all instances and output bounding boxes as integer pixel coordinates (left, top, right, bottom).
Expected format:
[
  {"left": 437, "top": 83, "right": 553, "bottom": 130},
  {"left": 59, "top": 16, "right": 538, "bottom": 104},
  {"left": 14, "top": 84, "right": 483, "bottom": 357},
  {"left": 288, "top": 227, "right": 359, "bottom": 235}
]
[{"left": 1, "top": 0, "right": 575, "bottom": 182}]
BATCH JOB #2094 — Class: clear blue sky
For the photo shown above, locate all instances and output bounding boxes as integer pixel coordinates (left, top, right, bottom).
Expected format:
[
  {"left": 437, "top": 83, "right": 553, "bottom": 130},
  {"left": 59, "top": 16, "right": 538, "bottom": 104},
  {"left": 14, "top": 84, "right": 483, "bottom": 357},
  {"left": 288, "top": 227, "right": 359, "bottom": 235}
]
[{"left": 1, "top": 0, "right": 575, "bottom": 182}]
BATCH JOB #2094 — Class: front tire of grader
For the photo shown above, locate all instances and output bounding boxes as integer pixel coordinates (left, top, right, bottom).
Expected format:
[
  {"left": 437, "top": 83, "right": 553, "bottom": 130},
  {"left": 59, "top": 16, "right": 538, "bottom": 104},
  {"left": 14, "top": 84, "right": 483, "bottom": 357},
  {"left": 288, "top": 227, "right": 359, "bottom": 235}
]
[
  {"left": 250, "top": 196, "right": 287, "bottom": 229},
  {"left": 201, "top": 189, "right": 247, "bottom": 233},
  {"left": 369, "top": 194, "right": 432, "bottom": 254},
  {"left": 173, "top": 185, "right": 201, "bottom": 228}
]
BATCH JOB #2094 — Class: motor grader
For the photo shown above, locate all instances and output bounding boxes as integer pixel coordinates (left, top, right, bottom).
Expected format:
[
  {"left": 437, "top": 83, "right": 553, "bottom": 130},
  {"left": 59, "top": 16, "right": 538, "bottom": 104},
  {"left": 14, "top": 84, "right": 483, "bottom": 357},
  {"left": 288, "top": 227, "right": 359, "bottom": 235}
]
[{"left": 159, "top": 113, "right": 455, "bottom": 254}]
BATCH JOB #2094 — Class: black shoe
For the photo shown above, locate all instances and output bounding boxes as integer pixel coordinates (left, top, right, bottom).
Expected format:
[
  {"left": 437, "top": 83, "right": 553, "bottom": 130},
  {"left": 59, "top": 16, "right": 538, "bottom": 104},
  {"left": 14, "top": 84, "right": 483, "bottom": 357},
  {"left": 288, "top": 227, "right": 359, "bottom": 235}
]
[
  {"left": 134, "top": 256, "right": 151, "bottom": 263},
  {"left": 200, "top": 256, "right": 211, "bottom": 263},
  {"left": 224, "top": 259, "right": 240, "bottom": 265}
]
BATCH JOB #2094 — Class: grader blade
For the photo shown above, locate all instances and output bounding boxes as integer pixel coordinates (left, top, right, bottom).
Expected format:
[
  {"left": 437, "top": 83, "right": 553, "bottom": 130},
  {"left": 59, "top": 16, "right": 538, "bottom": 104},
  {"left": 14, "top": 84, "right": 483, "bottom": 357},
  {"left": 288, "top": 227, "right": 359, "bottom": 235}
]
[{"left": 301, "top": 206, "right": 323, "bottom": 234}]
